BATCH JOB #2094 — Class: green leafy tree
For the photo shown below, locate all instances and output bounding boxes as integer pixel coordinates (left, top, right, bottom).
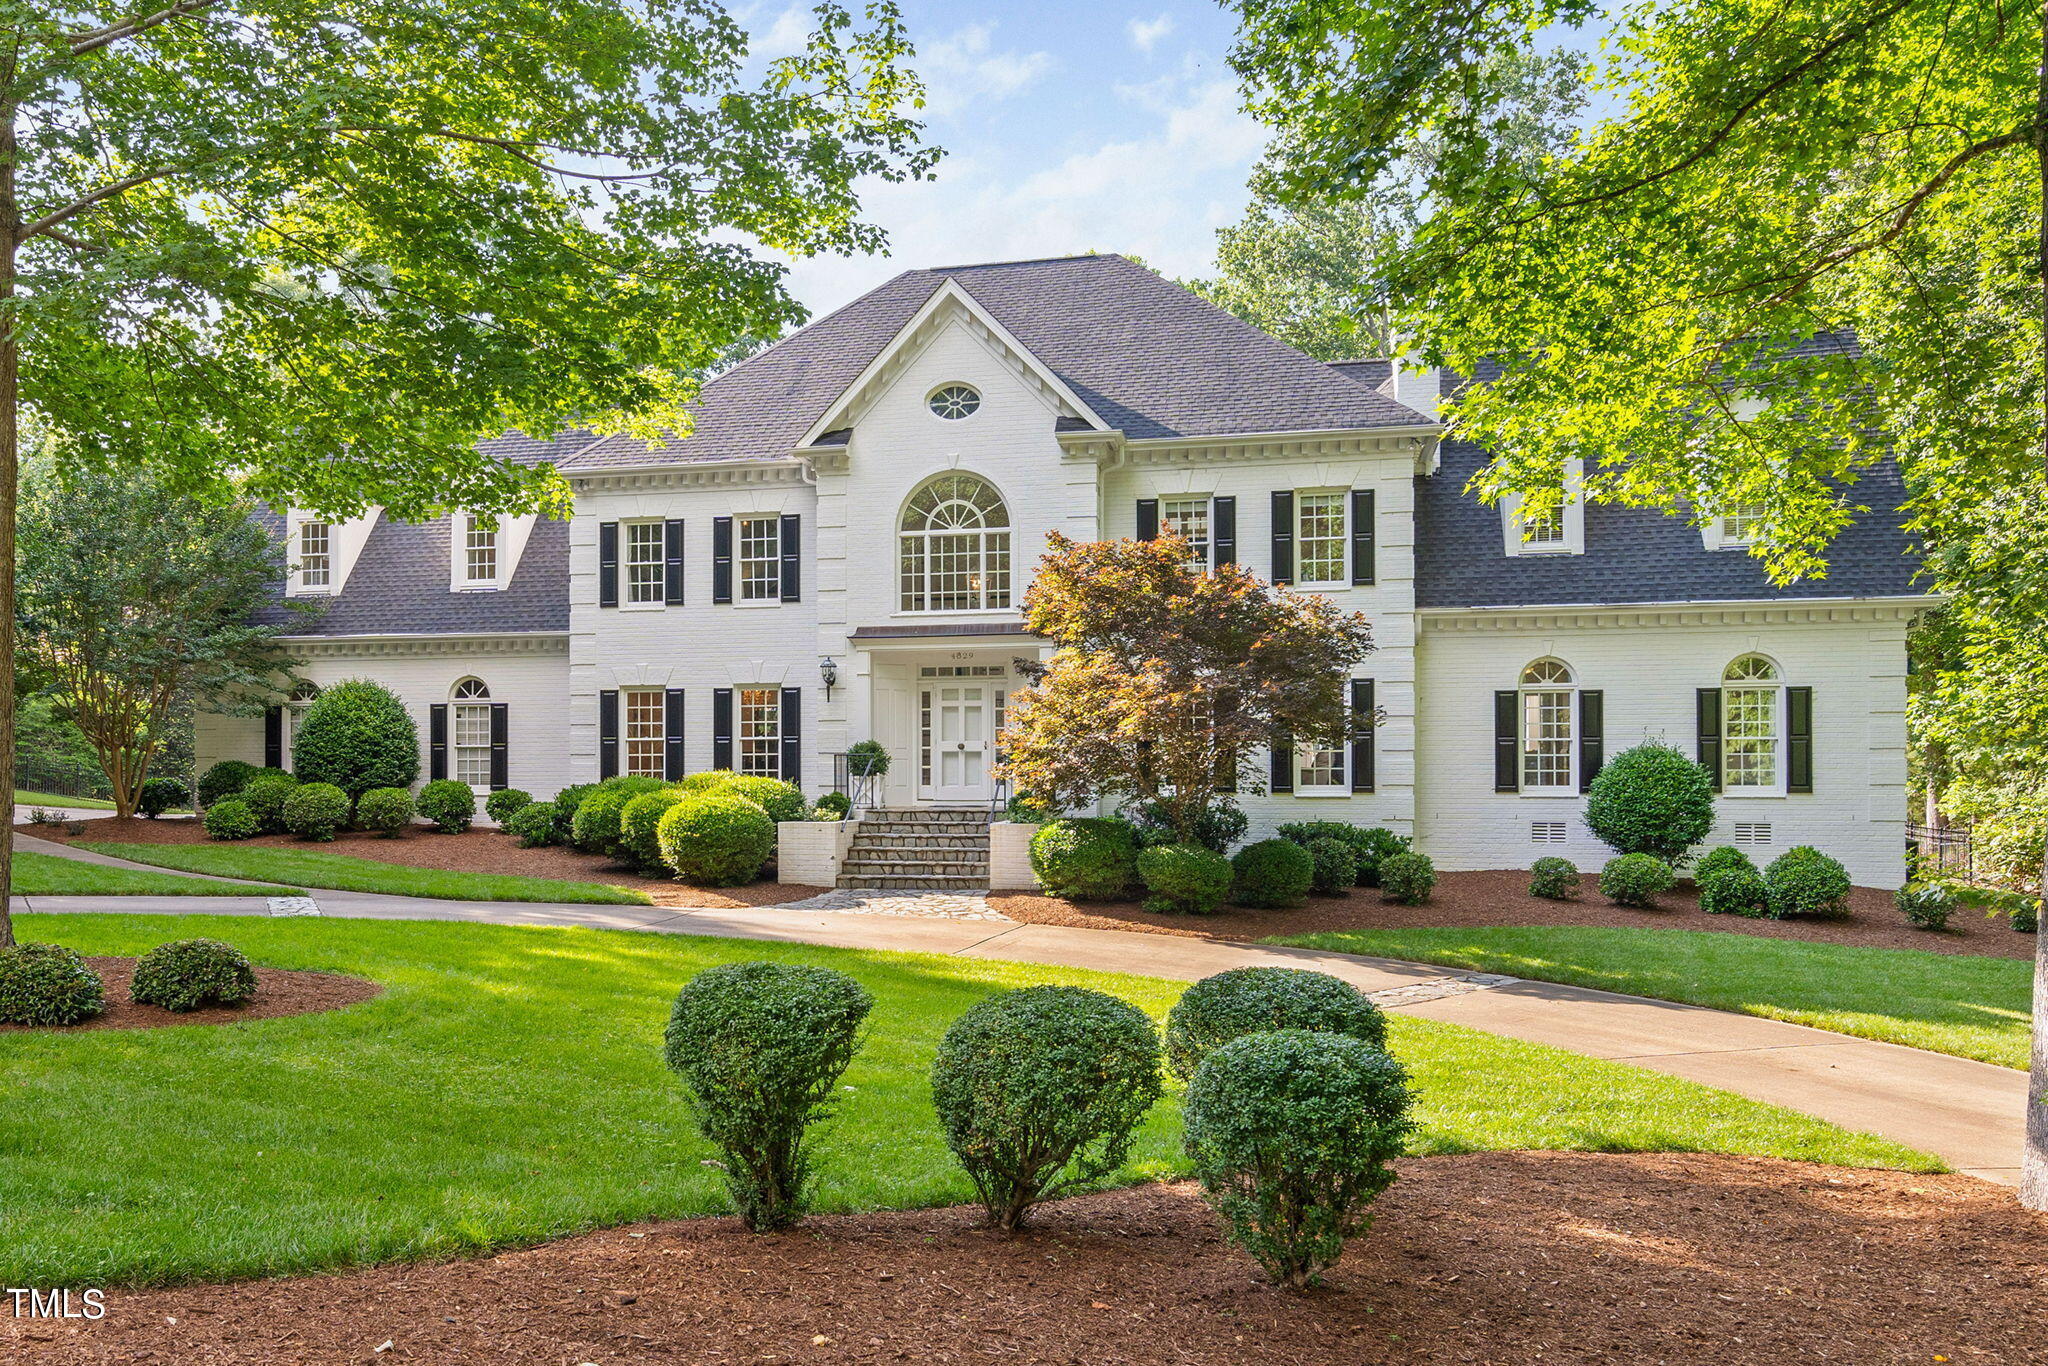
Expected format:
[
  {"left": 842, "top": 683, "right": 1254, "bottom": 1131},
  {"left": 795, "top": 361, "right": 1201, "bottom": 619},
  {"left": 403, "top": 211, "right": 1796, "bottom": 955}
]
[
  {"left": 1223, "top": 0, "right": 2047, "bottom": 1204},
  {"left": 0, "top": 0, "right": 936, "bottom": 945},
  {"left": 18, "top": 458, "right": 297, "bottom": 816}
]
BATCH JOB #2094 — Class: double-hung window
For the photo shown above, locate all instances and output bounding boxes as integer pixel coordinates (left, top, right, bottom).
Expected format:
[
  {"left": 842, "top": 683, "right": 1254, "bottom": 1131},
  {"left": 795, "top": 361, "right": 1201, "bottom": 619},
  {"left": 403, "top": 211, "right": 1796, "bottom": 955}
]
[
  {"left": 737, "top": 515, "right": 781, "bottom": 602},
  {"left": 463, "top": 517, "right": 498, "bottom": 586},
  {"left": 624, "top": 522, "right": 666, "bottom": 605},
  {"left": 451, "top": 679, "right": 493, "bottom": 787},
  {"left": 1722, "top": 655, "right": 1782, "bottom": 789},
  {"left": 1160, "top": 496, "right": 1211, "bottom": 565},
  {"left": 622, "top": 688, "right": 666, "bottom": 778},
  {"left": 1296, "top": 740, "right": 1347, "bottom": 796},
  {"left": 738, "top": 687, "right": 781, "bottom": 777},
  {"left": 299, "top": 521, "right": 331, "bottom": 590},
  {"left": 1521, "top": 499, "right": 1567, "bottom": 549},
  {"left": 1519, "top": 660, "right": 1576, "bottom": 792},
  {"left": 1720, "top": 504, "right": 1765, "bottom": 544},
  {"left": 1296, "top": 492, "right": 1347, "bottom": 585}
]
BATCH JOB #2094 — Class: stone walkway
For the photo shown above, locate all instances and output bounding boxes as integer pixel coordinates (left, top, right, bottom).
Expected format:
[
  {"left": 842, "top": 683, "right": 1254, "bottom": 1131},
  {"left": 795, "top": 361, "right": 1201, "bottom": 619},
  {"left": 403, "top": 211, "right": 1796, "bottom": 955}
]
[{"left": 771, "top": 888, "right": 1011, "bottom": 922}]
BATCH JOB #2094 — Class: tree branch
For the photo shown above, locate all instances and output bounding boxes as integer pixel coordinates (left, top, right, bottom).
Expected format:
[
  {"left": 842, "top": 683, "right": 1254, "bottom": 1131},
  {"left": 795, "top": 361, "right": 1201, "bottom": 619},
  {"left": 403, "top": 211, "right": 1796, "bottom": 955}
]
[{"left": 69, "top": 0, "right": 220, "bottom": 58}]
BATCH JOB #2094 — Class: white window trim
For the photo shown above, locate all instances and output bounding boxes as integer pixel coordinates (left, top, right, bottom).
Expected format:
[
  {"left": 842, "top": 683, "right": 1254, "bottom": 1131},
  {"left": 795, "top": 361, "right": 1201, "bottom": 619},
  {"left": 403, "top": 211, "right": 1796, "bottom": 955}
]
[
  {"left": 291, "top": 517, "right": 334, "bottom": 596},
  {"left": 621, "top": 687, "right": 667, "bottom": 780},
  {"left": 735, "top": 513, "right": 783, "bottom": 605},
  {"left": 620, "top": 519, "right": 668, "bottom": 612},
  {"left": 736, "top": 685, "right": 783, "bottom": 778},
  {"left": 1501, "top": 460, "right": 1585, "bottom": 557},
  {"left": 1294, "top": 488, "right": 1350, "bottom": 589},
  {"left": 454, "top": 514, "right": 503, "bottom": 591},
  {"left": 1158, "top": 494, "right": 1214, "bottom": 568},
  {"left": 1518, "top": 662, "right": 1578, "bottom": 795},
  {"left": 1719, "top": 662, "right": 1788, "bottom": 798},
  {"left": 1699, "top": 397, "right": 1770, "bottom": 551}
]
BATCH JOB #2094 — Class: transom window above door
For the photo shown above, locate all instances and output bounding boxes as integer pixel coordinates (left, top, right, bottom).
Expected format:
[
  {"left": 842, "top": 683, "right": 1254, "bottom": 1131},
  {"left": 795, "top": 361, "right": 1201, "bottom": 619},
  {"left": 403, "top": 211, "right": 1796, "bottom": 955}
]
[
  {"left": 900, "top": 473, "right": 1011, "bottom": 612},
  {"left": 928, "top": 384, "right": 980, "bottom": 419}
]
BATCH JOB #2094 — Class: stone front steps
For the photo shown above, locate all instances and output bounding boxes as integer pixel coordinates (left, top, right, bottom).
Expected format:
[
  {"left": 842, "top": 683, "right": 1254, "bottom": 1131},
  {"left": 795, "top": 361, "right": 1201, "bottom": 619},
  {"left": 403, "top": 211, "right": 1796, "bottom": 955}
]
[{"left": 837, "top": 807, "right": 991, "bottom": 891}]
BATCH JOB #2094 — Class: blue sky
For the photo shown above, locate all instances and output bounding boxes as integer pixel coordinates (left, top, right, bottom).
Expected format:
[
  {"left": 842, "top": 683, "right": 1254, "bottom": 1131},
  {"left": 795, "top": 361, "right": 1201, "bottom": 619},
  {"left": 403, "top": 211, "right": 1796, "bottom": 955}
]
[{"left": 741, "top": 1, "right": 1266, "bottom": 315}]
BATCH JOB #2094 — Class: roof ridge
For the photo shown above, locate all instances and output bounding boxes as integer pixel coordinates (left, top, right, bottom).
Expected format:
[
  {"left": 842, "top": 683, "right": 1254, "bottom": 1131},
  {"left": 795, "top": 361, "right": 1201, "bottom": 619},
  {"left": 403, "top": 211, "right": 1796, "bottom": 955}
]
[{"left": 924, "top": 252, "right": 1122, "bottom": 274}]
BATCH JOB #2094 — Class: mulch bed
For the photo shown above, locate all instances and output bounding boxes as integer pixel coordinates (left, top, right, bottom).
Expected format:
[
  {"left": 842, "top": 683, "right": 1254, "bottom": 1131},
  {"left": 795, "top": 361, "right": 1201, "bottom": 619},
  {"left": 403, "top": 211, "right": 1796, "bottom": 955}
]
[
  {"left": 0, "top": 956, "right": 381, "bottom": 1033},
  {"left": 10, "top": 1153, "right": 2043, "bottom": 1364},
  {"left": 990, "top": 868, "right": 2038, "bottom": 959},
  {"left": 20, "top": 818, "right": 829, "bottom": 909}
]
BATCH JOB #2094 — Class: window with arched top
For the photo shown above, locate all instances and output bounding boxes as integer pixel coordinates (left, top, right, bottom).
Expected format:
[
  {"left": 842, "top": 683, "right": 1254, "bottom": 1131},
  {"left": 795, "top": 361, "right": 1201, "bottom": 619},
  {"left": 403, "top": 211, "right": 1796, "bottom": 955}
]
[
  {"left": 450, "top": 679, "right": 493, "bottom": 785},
  {"left": 1519, "top": 659, "right": 1576, "bottom": 791},
  {"left": 899, "top": 474, "right": 1012, "bottom": 612},
  {"left": 1721, "top": 655, "right": 1782, "bottom": 789},
  {"left": 289, "top": 682, "right": 321, "bottom": 703},
  {"left": 452, "top": 678, "right": 490, "bottom": 700}
]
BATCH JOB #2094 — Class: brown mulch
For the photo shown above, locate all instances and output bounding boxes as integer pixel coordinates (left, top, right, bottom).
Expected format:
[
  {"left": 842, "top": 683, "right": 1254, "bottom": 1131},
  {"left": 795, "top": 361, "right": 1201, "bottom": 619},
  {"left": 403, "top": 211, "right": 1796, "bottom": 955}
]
[
  {"left": 21, "top": 818, "right": 829, "bottom": 909},
  {"left": 991, "top": 867, "right": 2037, "bottom": 959},
  {"left": 10, "top": 1153, "right": 2045, "bottom": 1365},
  {"left": 0, "top": 956, "right": 380, "bottom": 1033}
]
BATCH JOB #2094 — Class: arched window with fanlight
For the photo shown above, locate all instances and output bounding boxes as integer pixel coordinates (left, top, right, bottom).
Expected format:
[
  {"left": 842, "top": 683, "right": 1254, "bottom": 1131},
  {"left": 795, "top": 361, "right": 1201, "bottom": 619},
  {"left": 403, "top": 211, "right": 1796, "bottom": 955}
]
[
  {"left": 1518, "top": 659, "right": 1576, "bottom": 792},
  {"left": 450, "top": 678, "right": 494, "bottom": 788},
  {"left": 899, "top": 473, "right": 1011, "bottom": 612},
  {"left": 1719, "top": 655, "right": 1784, "bottom": 790}
]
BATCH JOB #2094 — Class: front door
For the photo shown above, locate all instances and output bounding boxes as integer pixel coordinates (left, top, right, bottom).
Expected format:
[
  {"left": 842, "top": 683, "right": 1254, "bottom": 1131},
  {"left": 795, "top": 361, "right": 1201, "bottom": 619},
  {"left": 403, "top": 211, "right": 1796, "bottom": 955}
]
[{"left": 922, "top": 683, "right": 994, "bottom": 804}]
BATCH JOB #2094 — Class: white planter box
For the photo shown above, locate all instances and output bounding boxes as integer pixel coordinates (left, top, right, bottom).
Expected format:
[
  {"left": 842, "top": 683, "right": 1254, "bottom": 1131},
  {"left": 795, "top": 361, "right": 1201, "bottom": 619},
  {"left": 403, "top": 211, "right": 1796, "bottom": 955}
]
[
  {"left": 988, "top": 821, "right": 1040, "bottom": 892},
  {"left": 778, "top": 820, "right": 856, "bottom": 886}
]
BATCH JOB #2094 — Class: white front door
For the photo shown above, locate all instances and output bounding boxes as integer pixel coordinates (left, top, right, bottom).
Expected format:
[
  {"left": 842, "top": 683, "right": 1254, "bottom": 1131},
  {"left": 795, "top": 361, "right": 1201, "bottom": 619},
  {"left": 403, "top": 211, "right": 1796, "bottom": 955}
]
[{"left": 922, "top": 683, "right": 993, "bottom": 803}]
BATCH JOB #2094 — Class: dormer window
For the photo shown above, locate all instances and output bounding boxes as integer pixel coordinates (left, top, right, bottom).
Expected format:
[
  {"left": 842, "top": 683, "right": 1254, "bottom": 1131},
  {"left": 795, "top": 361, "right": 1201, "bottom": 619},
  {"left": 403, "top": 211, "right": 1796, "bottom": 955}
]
[
  {"left": 463, "top": 516, "right": 498, "bottom": 586},
  {"left": 299, "top": 520, "right": 331, "bottom": 590},
  {"left": 1719, "top": 504, "right": 1765, "bottom": 544},
  {"left": 1500, "top": 459, "right": 1584, "bottom": 557},
  {"left": 1521, "top": 500, "right": 1566, "bottom": 548},
  {"left": 928, "top": 384, "right": 980, "bottom": 419}
]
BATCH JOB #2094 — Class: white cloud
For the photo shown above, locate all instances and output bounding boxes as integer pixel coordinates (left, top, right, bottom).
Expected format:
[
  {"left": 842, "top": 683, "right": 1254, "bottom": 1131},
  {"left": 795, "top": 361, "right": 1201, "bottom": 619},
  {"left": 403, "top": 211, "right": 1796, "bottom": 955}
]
[
  {"left": 749, "top": 3, "right": 813, "bottom": 61},
  {"left": 1127, "top": 13, "right": 1176, "bottom": 56},
  {"left": 919, "top": 23, "right": 1055, "bottom": 115}
]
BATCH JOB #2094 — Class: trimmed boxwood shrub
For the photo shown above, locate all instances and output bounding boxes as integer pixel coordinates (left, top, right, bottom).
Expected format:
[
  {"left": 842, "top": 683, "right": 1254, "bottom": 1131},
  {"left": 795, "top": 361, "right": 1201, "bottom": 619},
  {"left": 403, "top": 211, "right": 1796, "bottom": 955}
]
[
  {"left": 1276, "top": 822, "right": 1408, "bottom": 887},
  {"left": 239, "top": 773, "right": 299, "bottom": 834},
  {"left": 931, "top": 985, "right": 1163, "bottom": 1232},
  {"left": 1030, "top": 818, "right": 1140, "bottom": 900},
  {"left": 202, "top": 798, "right": 259, "bottom": 841},
  {"left": 846, "top": 739, "right": 890, "bottom": 777},
  {"left": 484, "top": 788, "right": 533, "bottom": 824},
  {"left": 620, "top": 789, "right": 687, "bottom": 869},
  {"left": 572, "top": 784, "right": 639, "bottom": 855},
  {"left": 290, "top": 678, "right": 420, "bottom": 796},
  {"left": 1183, "top": 1030, "right": 1414, "bottom": 1289},
  {"left": 0, "top": 942, "right": 106, "bottom": 1025},
  {"left": 355, "top": 786, "right": 416, "bottom": 837},
  {"left": 1165, "top": 966, "right": 1388, "bottom": 1083},
  {"left": 1306, "top": 837, "right": 1359, "bottom": 895},
  {"left": 1129, "top": 799, "right": 1249, "bottom": 855},
  {"left": 549, "top": 783, "right": 597, "bottom": 843},
  {"left": 1377, "top": 850, "right": 1436, "bottom": 905},
  {"left": 1895, "top": 883, "right": 1956, "bottom": 931},
  {"left": 1583, "top": 741, "right": 1716, "bottom": 865},
  {"left": 1601, "top": 852, "right": 1674, "bottom": 908},
  {"left": 196, "top": 759, "right": 261, "bottom": 809},
  {"left": 417, "top": 779, "right": 477, "bottom": 834},
  {"left": 1136, "top": 842, "right": 1234, "bottom": 915},
  {"left": 282, "top": 782, "right": 349, "bottom": 841},
  {"left": 130, "top": 938, "right": 258, "bottom": 1012},
  {"left": 136, "top": 777, "right": 185, "bottom": 818},
  {"left": 719, "top": 775, "right": 807, "bottom": 824},
  {"left": 1698, "top": 863, "right": 1769, "bottom": 917},
  {"left": 1231, "top": 838, "right": 1314, "bottom": 909},
  {"left": 506, "top": 800, "right": 559, "bottom": 847},
  {"left": 1694, "top": 845, "right": 1755, "bottom": 883},
  {"left": 658, "top": 790, "right": 777, "bottom": 885},
  {"left": 679, "top": 769, "right": 739, "bottom": 793},
  {"left": 814, "top": 792, "right": 852, "bottom": 820},
  {"left": 1764, "top": 846, "right": 1852, "bottom": 919},
  {"left": 1004, "top": 792, "right": 1053, "bottom": 824},
  {"left": 663, "top": 961, "right": 874, "bottom": 1232},
  {"left": 1529, "top": 856, "right": 1580, "bottom": 900}
]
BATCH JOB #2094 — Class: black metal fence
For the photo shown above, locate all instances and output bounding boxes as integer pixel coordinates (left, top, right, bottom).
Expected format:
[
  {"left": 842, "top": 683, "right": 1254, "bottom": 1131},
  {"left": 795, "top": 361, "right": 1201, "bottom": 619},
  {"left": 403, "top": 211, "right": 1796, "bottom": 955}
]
[{"left": 1905, "top": 822, "right": 1972, "bottom": 882}]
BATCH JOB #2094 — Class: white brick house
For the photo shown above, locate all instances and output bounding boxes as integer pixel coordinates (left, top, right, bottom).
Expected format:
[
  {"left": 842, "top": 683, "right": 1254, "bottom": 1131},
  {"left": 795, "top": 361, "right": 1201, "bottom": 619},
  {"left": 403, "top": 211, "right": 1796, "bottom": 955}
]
[{"left": 196, "top": 255, "right": 1929, "bottom": 885}]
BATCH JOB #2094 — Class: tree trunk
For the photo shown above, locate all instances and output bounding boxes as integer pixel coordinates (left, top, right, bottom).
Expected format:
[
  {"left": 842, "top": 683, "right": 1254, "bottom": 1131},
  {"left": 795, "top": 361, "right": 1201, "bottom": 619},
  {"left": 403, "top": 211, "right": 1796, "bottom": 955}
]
[
  {"left": 0, "top": 75, "right": 17, "bottom": 950},
  {"left": 2022, "top": 5, "right": 2048, "bottom": 1212}
]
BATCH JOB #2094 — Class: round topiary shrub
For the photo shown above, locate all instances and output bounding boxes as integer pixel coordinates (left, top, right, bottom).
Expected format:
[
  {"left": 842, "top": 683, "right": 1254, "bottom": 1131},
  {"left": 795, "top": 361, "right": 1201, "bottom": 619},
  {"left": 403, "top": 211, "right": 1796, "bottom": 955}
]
[
  {"left": 136, "top": 777, "right": 185, "bottom": 818},
  {"left": 1183, "top": 1029, "right": 1414, "bottom": 1289},
  {"left": 719, "top": 775, "right": 807, "bottom": 824},
  {"left": 1306, "top": 837, "right": 1359, "bottom": 895},
  {"left": 0, "top": 942, "right": 106, "bottom": 1025},
  {"left": 239, "top": 773, "right": 300, "bottom": 834},
  {"left": 417, "top": 778, "right": 476, "bottom": 834},
  {"left": 282, "top": 781, "right": 349, "bottom": 841},
  {"left": 130, "top": 938, "right": 258, "bottom": 1012},
  {"left": 679, "top": 769, "right": 739, "bottom": 793},
  {"left": 657, "top": 790, "right": 777, "bottom": 885},
  {"left": 572, "top": 784, "right": 639, "bottom": 855},
  {"left": 1764, "top": 846, "right": 1851, "bottom": 919},
  {"left": 196, "top": 759, "right": 260, "bottom": 809},
  {"left": 931, "top": 985, "right": 1163, "bottom": 1231},
  {"left": 1377, "top": 850, "right": 1436, "bottom": 905},
  {"left": 1231, "top": 838, "right": 1315, "bottom": 909},
  {"left": 1136, "top": 842, "right": 1234, "bottom": 914},
  {"left": 1583, "top": 741, "right": 1716, "bottom": 865},
  {"left": 619, "top": 789, "right": 686, "bottom": 869},
  {"left": 1694, "top": 845, "right": 1755, "bottom": 884},
  {"left": 663, "top": 961, "right": 874, "bottom": 1232},
  {"left": 1529, "top": 856, "right": 1580, "bottom": 900},
  {"left": 506, "top": 800, "right": 559, "bottom": 847},
  {"left": 355, "top": 785, "right": 416, "bottom": 838},
  {"left": 484, "top": 788, "right": 532, "bottom": 824},
  {"left": 1165, "top": 966, "right": 1389, "bottom": 1083},
  {"left": 1895, "top": 882, "right": 1956, "bottom": 931},
  {"left": 1601, "top": 852, "right": 1674, "bottom": 908},
  {"left": 1698, "top": 863, "right": 1769, "bottom": 917},
  {"left": 1030, "top": 818, "right": 1140, "bottom": 901},
  {"left": 548, "top": 783, "right": 597, "bottom": 843},
  {"left": 202, "top": 798, "right": 259, "bottom": 841},
  {"left": 846, "top": 740, "right": 890, "bottom": 777},
  {"left": 290, "top": 678, "right": 421, "bottom": 796}
]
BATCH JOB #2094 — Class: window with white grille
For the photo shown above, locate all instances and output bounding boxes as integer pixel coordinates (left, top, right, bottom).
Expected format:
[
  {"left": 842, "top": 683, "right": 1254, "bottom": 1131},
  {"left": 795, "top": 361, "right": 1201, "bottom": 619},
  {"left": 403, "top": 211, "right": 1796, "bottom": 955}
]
[
  {"left": 1722, "top": 655, "right": 1783, "bottom": 790},
  {"left": 463, "top": 516, "right": 498, "bottom": 585},
  {"left": 1519, "top": 659, "right": 1576, "bottom": 792},
  {"left": 1531, "top": 821, "right": 1567, "bottom": 845},
  {"left": 299, "top": 521, "right": 331, "bottom": 589},
  {"left": 738, "top": 687, "right": 781, "bottom": 777},
  {"left": 1296, "top": 491, "right": 1347, "bottom": 585},
  {"left": 451, "top": 678, "right": 493, "bottom": 787},
  {"left": 624, "top": 522, "right": 665, "bottom": 605},
  {"left": 1733, "top": 822, "right": 1773, "bottom": 846},
  {"left": 1161, "top": 496, "right": 1211, "bottom": 565},
  {"left": 622, "top": 688, "right": 665, "bottom": 779},
  {"left": 738, "top": 516, "right": 781, "bottom": 602}
]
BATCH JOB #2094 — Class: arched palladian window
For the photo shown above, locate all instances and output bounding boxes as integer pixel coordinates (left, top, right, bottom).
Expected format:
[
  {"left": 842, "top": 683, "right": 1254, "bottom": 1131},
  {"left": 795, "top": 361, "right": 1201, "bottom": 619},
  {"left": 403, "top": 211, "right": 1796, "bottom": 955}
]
[
  {"left": 450, "top": 678, "right": 493, "bottom": 787},
  {"left": 1721, "top": 655, "right": 1782, "bottom": 788},
  {"left": 1519, "top": 659, "right": 1576, "bottom": 791},
  {"left": 899, "top": 473, "right": 1011, "bottom": 612}
]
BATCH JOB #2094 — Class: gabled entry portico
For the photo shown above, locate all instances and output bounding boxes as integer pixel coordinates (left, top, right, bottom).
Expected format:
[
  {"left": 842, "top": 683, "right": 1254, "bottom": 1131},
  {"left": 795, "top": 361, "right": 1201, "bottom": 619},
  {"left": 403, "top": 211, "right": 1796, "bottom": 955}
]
[{"left": 844, "top": 624, "right": 1045, "bottom": 809}]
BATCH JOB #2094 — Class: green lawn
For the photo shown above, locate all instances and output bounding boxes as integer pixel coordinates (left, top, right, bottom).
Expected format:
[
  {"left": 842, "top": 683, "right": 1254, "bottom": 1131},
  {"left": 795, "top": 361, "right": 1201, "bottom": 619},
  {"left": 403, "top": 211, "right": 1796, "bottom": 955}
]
[
  {"left": 1270, "top": 926, "right": 2035, "bottom": 1069},
  {"left": 1, "top": 913, "right": 1933, "bottom": 1288},
  {"left": 14, "top": 789, "right": 116, "bottom": 810},
  {"left": 83, "top": 842, "right": 652, "bottom": 906},
  {"left": 14, "top": 851, "right": 294, "bottom": 897}
]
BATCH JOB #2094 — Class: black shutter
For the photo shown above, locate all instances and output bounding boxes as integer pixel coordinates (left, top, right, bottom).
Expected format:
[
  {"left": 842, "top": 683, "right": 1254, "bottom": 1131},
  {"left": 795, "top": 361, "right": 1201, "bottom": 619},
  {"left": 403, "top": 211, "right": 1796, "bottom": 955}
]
[
  {"left": 1351, "top": 489, "right": 1376, "bottom": 585},
  {"left": 1270, "top": 739, "right": 1294, "bottom": 794},
  {"left": 264, "top": 706, "right": 284, "bottom": 769},
  {"left": 1697, "top": 688, "right": 1723, "bottom": 793},
  {"left": 1494, "top": 690, "right": 1519, "bottom": 792},
  {"left": 1135, "top": 498, "right": 1159, "bottom": 541},
  {"left": 1213, "top": 689, "right": 1237, "bottom": 793},
  {"left": 1212, "top": 496, "right": 1236, "bottom": 567},
  {"left": 712, "top": 688, "right": 733, "bottom": 771},
  {"left": 780, "top": 514, "right": 801, "bottom": 603},
  {"left": 1270, "top": 490, "right": 1294, "bottom": 584},
  {"left": 489, "top": 704, "right": 509, "bottom": 791},
  {"left": 1787, "top": 686, "right": 1814, "bottom": 794},
  {"left": 429, "top": 704, "right": 449, "bottom": 781},
  {"left": 780, "top": 687, "right": 801, "bottom": 786},
  {"left": 663, "top": 519, "right": 685, "bottom": 605},
  {"left": 598, "top": 690, "right": 619, "bottom": 780},
  {"left": 598, "top": 521, "right": 619, "bottom": 608},
  {"left": 1578, "top": 689, "right": 1604, "bottom": 793},
  {"left": 1351, "top": 679, "right": 1376, "bottom": 793},
  {"left": 664, "top": 689, "right": 686, "bottom": 780},
  {"left": 711, "top": 517, "right": 733, "bottom": 604}
]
